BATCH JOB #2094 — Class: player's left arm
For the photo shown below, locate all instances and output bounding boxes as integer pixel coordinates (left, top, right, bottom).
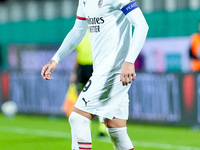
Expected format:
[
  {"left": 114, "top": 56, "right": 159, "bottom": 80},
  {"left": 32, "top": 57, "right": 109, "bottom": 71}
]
[{"left": 120, "top": 2, "right": 149, "bottom": 85}]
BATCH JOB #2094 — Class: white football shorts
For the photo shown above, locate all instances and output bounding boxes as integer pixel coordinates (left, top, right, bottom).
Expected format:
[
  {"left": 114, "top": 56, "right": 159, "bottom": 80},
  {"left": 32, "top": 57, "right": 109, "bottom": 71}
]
[{"left": 74, "top": 74, "right": 131, "bottom": 123}]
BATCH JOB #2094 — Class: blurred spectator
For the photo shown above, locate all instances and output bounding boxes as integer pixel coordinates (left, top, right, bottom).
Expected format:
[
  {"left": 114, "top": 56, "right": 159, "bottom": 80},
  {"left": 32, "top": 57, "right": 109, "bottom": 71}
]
[{"left": 189, "top": 21, "right": 200, "bottom": 72}]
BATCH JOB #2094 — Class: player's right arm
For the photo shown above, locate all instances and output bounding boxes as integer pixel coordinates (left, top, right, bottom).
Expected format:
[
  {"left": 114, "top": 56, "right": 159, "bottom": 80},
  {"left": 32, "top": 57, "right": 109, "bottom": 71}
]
[
  {"left": 41, "top": 0, "right": 87, "bottom": 80},
  {"left": 41, "top": 19, "right": 87, "bottom": 80}
]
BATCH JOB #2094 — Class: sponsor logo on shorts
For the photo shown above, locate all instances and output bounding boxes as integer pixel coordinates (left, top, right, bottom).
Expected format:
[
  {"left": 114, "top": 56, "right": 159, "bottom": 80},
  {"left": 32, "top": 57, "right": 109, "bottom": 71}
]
[{"left": 82, "top": 98, "right": 90, "bottom": 106}]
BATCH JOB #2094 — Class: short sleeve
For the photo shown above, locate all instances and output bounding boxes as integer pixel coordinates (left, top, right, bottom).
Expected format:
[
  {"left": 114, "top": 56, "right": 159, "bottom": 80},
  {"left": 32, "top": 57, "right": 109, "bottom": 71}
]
[{"left": 76, "top": 0, "right": 86, "bottom": 20}]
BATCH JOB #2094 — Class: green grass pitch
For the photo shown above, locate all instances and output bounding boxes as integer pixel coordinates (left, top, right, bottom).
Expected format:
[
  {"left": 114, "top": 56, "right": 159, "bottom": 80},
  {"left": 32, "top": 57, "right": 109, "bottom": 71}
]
[{"left": 0, "top": 114, "right": 200, "bottom": 150}]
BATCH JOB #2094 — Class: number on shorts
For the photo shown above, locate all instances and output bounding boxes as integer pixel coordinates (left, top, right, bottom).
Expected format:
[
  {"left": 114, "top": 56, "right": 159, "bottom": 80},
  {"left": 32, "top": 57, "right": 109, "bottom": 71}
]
[{"left": 82, "top": 80, "right": 92, "bottom": 92}]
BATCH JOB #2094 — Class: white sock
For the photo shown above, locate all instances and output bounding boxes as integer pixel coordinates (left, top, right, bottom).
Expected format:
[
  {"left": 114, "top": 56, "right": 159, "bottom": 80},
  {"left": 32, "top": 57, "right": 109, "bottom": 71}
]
[
  {"left": 107, "top": 127, "right": 134, "bottom": 150},
  {"left": 69, "top": 112, "right": 92, "bottom": 150}
]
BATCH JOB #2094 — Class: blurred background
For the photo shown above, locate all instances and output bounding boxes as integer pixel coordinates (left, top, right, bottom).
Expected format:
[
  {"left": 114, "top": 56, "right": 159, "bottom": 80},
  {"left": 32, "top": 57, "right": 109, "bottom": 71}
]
[{"left": 0, "top": 0, "right": 200, "bottom": 150}]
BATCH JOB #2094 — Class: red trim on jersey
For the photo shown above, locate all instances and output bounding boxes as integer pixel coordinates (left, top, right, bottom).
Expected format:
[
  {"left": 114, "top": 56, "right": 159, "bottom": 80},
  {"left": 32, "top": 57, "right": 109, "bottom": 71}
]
[
  {"left": 78, "top": 142, "right": 92, "bottom": 145},
  {"left": 79, "top": 148, "right": 91, "bottom": 150},
  {"left": 76, "top": 16, "right": 86, "bottom": 20}
]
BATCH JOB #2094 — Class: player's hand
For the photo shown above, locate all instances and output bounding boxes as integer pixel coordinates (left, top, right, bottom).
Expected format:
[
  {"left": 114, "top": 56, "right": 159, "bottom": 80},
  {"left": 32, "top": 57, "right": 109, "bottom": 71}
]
[
  {"left": 41, "top": 60, "right": 58, "bottom": 80},
  {"left": 120, "top": 61, "right": 136, "bottom": 86}
]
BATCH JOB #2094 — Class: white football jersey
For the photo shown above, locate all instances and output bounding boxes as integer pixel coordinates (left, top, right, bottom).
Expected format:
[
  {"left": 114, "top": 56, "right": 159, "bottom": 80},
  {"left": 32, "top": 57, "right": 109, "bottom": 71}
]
[{"left": 76, "top": 0, "right": 138, "bottom": 76}]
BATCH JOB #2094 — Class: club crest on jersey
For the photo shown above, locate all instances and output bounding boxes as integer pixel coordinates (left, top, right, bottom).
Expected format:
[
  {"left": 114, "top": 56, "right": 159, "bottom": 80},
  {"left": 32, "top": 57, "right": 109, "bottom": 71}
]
[
  {"left": 83, "top": 1, "right": 87, "bottom": 7},
  {"left": 98, "top": 0, "right": 103, "bottom": 8}
]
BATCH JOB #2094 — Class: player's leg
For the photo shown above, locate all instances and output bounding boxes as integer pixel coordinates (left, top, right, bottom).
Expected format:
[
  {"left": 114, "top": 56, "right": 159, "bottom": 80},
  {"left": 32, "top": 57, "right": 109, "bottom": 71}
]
[
  {"left": 104, "top": 118, "right": 134, "bottom": 150},
  {"left": 69, "top": 107, "right": 96, "bottom": 150}
]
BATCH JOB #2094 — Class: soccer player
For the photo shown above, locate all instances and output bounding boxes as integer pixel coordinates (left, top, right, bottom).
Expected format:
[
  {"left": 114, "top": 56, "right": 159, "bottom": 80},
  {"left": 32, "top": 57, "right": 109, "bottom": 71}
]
[
  {"left": 64, "top": 29, "right": 107, "bottom": 137},
  {"left": 41, "top": 0, "right": 148, "bottom": 149}
]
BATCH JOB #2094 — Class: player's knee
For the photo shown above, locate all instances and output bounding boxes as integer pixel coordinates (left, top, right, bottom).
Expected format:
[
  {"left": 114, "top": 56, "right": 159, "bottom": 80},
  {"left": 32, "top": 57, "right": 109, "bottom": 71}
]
[
  {"left": 69, "top": 112, "right": 83, "bottom": 127},
  {"left": 106, "top": 127, "right": 127, "bottom": 137},
  {"left": 104, "top": 118, "right": 126, "bottom": 128},
  {"left": 106, "top": 127, "right": 134, "bottom": 150},
  {"left": 69, "top": 111, "right": 91, "bottom": 127}
]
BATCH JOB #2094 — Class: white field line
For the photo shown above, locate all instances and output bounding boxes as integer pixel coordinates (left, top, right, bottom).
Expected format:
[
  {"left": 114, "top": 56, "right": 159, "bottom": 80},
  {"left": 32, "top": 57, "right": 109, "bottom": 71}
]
[{"left": 0, "top": 126, "right": 200, "bottom": 150}]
